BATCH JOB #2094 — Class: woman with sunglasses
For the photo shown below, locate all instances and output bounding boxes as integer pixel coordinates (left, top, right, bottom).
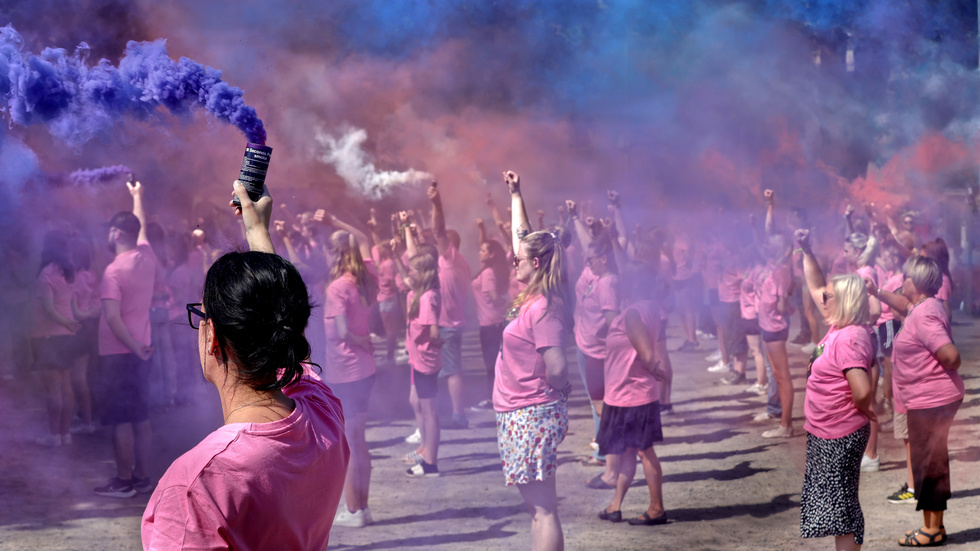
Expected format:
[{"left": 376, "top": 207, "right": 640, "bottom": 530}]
[
  {"left": 142, "top": 182, "right": 348, "bottom": 550},
  {"left": 795, "top": 229, "right": 876, "bottom": 551},
  {"left": 495, "top": 170, "right": 573, "bottom": 551}
]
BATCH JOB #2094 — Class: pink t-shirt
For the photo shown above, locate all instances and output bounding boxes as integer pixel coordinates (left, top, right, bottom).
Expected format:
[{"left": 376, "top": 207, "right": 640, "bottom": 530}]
[
  {"left": 493, "top": 296, "right": 567, "bottom": 412},
  {"left": 672, "top": 237, "right": 695, "bottom": 281},
  {"left": 472, "top": 266, "right": 506, "bottom": 326},
  {"left": 141, "top": 375, "right": 349, "bottom": 551},
  {"left": 323, "top": 274, "right": 376, "bottom": 384},
  {"left": 876, "top": 272, "right": 903, "bottom": 324},
  {"left": 755, "top": 262, "right": 791, "bottom": 332},
  {"left": 739, "top": 265, "right": 761, "bottom": 320},
  {"left": 32, "top": 264, "right": 76, "bottom": 338},
  {"left": 602, "top": 301, "right": 661, "bottom": 408},
  {"left": 891, "top": 297, "right": 964, "bottom": 412},
  {"left": 437, "top": 244, "right": 471, "bottom": 329},
  {"left": 375, "top": 258, "right": 399, "bottom": 303},
  {"left": 574, "top": 267, "right": 620, "bottom": 359},
  {"left": 406, "top": 289, "right": 442, "bottom": 375},
  {"left": 936, "top": 273, "right": 952, "bottom": 302},
  {"left": 99, "top": 242, "right": 157, "bottom": 356},
  {"left": 718, "top": 265, "right": 742, "bottom": 304},
  {"left": 803, "top": 325, "right": 874, "bottom": 439}
]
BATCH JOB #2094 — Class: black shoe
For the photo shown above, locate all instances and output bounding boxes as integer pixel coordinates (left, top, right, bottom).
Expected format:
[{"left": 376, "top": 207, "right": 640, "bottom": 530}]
[
  {"left": 790, "top": 332, "right": 811, "bottom": 345},
  {"left": 628, "top": 511, "right": 668, "bottom": 526},
  {"left": 444, "top": 414, "right": 469, "bottom": 429},
  {"left": 598, "top": 509, "right": 622, "bottom": 522},
  {"left": 720, "top": 371, "right": 746, "bottom": 386},
  {"left": 676, "top": 340, "right": 698, "bottom": 352}
]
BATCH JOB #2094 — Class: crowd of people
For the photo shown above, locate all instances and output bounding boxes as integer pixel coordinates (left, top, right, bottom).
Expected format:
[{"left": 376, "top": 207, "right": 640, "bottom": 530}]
[{"left": 2, "top": 171, "right": 971, "bottom": 550}]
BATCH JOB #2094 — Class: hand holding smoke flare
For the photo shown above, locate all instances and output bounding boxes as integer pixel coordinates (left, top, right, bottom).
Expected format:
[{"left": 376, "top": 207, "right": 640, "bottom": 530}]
[
  {"left": 0, "top": 25, "right": 265, "bottom": 146},
  {"left": 315, "top": 127, "right": 431, "bottom": 200}
]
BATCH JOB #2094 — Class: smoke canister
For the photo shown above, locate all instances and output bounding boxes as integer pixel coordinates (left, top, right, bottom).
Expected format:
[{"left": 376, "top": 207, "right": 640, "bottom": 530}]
[{"left": 233, "top": 143, "right": 273, "bottom": 206}]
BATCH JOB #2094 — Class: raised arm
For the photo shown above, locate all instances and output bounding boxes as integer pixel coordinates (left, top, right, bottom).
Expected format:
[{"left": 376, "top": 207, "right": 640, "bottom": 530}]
[
  {"left": 566, "top": 199, "right": 592, "bottom": 251},
  {"left": 607, "top": 191, "right": 630, "bottom": 252},
  {"left": 427, "top": 182, "right": 451, "bottom": 257},
  {"left": 128, "top": 179, "right": 149, "bottom": 244},
  {"left": 231, "top": 180, "right": 275, "bottom": 254},
  {"left": 504, "top": 171, "right": 531, "bottom": 253},
  {"left": 843, "top": 204, "right": 856, "bottom": 238},
  {"left": 763, "top": 189, "right": 775, "bottom": 236},
  {"left": 317, "top": 209, "right": 373, "bottom": 260},
  {"left": 795, "top": 228, "right": 828, "bottom": 319},
  {"left": 476, "top": 218, "right": 488, "bottom": 245},
  {"left": 866, "top": 279, "right": 911, "bottom": 317}
]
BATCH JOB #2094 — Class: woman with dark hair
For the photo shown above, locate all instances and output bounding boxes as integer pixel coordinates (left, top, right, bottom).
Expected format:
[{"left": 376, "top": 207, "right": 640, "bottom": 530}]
[
  {"left": 32, "top": 229, "right": 82, "bottom": 447},
  {"left": 495, "top": 170, "right": 572, "bottom": 551},
  {"left": 322, "top": 222, "right": 379, "bottom": 527},
  {"left": 796, "top": 229, "right": 876, "bottom": 551},
  {"left": 471, "top": 219, "right": 511, "bottom": 410},
  {"left": 876, "top": 256, "right": 963, "bottom": 547},
  {"left": 142, "top": 182, "right": 348, "bottom": 550}
]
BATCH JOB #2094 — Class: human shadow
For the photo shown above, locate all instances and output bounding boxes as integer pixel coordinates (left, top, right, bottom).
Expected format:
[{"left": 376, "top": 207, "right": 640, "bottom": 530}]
[
  {"left": 666, "top": 492, "right": 798, "bottom": 522},
  {"left": 663, "top": 460, "right": 774, "bottom": 483},
  {"left": 660, "top": 445, "right": 776, "bottom": 463},
  {"left": 379, "top": 504, "right": 524, "bottom": 525},
  {"left": 662, "top": 427, "right": 746, "bottom": 446},
  {"left": 331, "top": 520, "right": 518, "bottom": 550}
]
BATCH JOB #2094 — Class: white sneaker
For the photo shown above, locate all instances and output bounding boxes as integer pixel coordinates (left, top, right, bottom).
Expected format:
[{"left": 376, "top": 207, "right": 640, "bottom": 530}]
[
  {"left": 746, "top": 382, "right": 768, "bottom": 395},
  {"left": 761, "top": 425, "right": 794, "bottom": 438},
  {"left": 334, "top": 507, "right": 369, "bottom": 528},
  {"left": 707, "top": 360, "right": 731, "bottom": 373},
  {"left": 800, "top": 342, "right": 817, "bottom": 355},
  {"left": 704, "top": 350, "right": 722, "bottom": 362},
  {"left": 70, "top": 422, "right": 98, "bottom": 435},
  {"left": 393, "top": 350, "right": 410, "bottom": 364},
  {"left": 696, "top": 329, "right": 716, "bottom": 340},
  {"left": 860, "top": 454, "right": 880, "bottom": 472},
  {"left": 753, "top": 411, "right": 778, "bottom": 423},
  {"left": 405, "top": 428, "right": 421, "bottom": 444}
]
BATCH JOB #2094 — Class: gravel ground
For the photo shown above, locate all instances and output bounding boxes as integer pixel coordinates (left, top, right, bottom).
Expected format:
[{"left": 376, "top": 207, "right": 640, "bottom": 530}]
[{"left": 1, "top": 316, "right": 978, "bottom": 550}]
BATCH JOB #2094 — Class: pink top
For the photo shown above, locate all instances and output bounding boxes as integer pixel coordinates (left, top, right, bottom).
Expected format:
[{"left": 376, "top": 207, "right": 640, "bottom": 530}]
[
  {"left": 74, "top": 269, "right": 101, "bottom": 316},
  {"left": 32, "top": 264, "right": 76, "bottom": 338},
  {"left": 375, "top": 258, "right": 399, "bottom": 303},
  {"left": 437, "top": 244, "right": 472, "bottom": 328},
  {"left": 936, "top": 273, "right": 951, "bottom": 302},
  {"left": 857, "top": 265, "right": 879, "bottom": 325},
  {"left": 323, "top": 274, "right": 376, "bottom": 384},
  {"left": 755, "top": 262, "right": 791, "bottom": 332},
  {"left": 493, "top": 296, "right": 567, "bottom": 412},
  {"left": 472, "top": 266, "right": 506, "bottom": 326},
  {"left": 672, "top": 236, "right": 695, "bottom": 281},
  {"left": 602, "top": 301, "right": 661, "bottom": 408},
  {"left": 876, "top": 272, "right": 903, "bottom": 324},
  {"left": 891, "top": 297, "right": 964, "bottom": 413},
  {"left": 739, "top": 265, "right": 763, "bottom": 320},
  {"left": 141, "top": 374, "right": 349, "bottom": 551},
  {"left": 99, "top": 242, "right": 157, "bottom": 356},
  {"left": 406, "top": 289, "right": 442, "bottom": 375},
  {"left": 717, "top": 265, "right": 742, "bottom": 304},
  {"left": 574, "top": 267, "right": 620, "bottom": 359},
  {"left": 803, "top": 325, "right": 874, "bottom": 439}
]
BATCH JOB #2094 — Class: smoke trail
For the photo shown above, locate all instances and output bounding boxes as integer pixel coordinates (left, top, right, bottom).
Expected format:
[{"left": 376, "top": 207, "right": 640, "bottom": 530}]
[
  {"left": 0, "top": 131, "right": 39, "bottom": 196},
  {"left": 0, "top": 25, "right": 265, "bottom": 147},
  {"left": 315, "top": 127, "right": 432, "bottom": 200},
  {"left": 67, "top": 164, "right": 132, "bottom": 187}
]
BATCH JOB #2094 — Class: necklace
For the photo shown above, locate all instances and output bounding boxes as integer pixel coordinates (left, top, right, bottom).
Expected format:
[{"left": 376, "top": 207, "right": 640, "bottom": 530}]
[{"left": 224, "top": 397, "right": 272, "bottom": 423}]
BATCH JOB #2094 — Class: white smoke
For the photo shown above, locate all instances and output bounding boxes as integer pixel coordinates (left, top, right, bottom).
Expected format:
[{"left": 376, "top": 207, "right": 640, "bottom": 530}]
[{"left": 315, "top": 127, "right": 431, "bottom": 199}]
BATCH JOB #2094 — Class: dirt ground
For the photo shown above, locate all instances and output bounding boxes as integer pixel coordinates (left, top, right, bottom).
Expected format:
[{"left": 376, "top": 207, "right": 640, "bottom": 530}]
[{"left": 1, "top": 314, "right": 979, "bottom": 551}]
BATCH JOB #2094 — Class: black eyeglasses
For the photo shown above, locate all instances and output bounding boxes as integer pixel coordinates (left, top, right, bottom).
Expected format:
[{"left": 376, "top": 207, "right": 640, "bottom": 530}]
[
  {"left": 821, "top": 292, "right": 833, "bottom": 305},
  {"left": 187, "top": 303, "right": 208, "bottom": 329}
]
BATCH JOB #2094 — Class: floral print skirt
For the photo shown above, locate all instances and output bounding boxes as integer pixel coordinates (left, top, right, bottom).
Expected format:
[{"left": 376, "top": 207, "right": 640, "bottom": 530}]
[{"left": 496, "top": 398, "right": 568, "bottom": 486}]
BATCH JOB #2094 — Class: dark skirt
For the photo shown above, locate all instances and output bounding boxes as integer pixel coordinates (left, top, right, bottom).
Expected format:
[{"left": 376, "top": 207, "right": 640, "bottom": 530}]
[
  {"left": 800, "top": 423, "right": 871, "bottom": 544},
  {"left": 596, "top": 401, "right": 662, "bottom": 456}
]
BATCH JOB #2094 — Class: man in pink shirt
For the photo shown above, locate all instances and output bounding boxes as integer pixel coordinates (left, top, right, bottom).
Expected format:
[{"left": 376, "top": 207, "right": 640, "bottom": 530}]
[
  {"left": 428, "top": 184, "right": 472, "bottom": 429},
  {"left": 94, "top": 181, "right": 158, "bottom": 499}
]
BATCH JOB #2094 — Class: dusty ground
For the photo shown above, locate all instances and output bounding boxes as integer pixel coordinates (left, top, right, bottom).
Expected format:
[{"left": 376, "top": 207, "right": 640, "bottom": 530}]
[{"left": 1, "top": 315, "right": 979, "bottom": 551}]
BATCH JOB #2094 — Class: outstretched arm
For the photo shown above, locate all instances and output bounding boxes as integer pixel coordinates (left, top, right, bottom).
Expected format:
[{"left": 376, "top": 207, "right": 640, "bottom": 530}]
[
  {"left": 763, "top": 189, "right": 775, "bottom": 236},
  {"left": 795, "top": 229, "right": 828, "bottom": 320},
  {"left": 128, "top": 179, "right": 149, "bottom": 245},
  {"left": 316, "top": 209, "right": 373, "bottom": 260},
  {"left": 566, "top": 199, "right": 592, "bottom": 251},
  {"left": 231, "top": 180, "right": 275, "bottom": 254},
  {"left": 504, "top": 171, "right": 532, "bottom": 253},
  {"left": 428, "top": 182, "right": 451, "bottom": 257}
]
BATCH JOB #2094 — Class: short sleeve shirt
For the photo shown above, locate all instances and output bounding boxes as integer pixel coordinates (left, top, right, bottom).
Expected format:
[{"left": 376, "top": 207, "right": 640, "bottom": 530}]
[
  {"left": 322, "top": 274, "right": 376, "bottom": 384},
  {"left": 891, "top": 298, "right": 964, "bottom": 412},
  {"left": 493, "top": 296, "right": 567, "bottom": 412},
  {"left": 803, "top": 325, "right": 874, "bottom": 439},
  {"left": 406, "top": 289, "right": 442, "bottom": 374},
  {"left": 99, "top": 242, "right": 157, "bottom": 355}
]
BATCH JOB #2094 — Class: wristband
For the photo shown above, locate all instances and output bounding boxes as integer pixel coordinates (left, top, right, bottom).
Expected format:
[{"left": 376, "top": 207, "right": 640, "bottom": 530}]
[{"left": 793, "top": 248, "right": 803, "bottom": 254}]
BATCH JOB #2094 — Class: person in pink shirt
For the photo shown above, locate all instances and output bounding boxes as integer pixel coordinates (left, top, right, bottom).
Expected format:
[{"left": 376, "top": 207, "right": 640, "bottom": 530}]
[
  {"left": 495, "top": 171, "right": 572, "bottom": 551},
  {"left": 394, "top": 214, "right": 444, "bottom": 478},
  {"left": 323, "top": 225, "right": 379, "bottom": 527},
  {"left": 367, "top": 211, "right": 402, "bottom": 366},
  {"left": 427, "top": 183, "right": 473, "bottom": 429},
  {"left": 755, "top": 231, "right": 795, "bottom": 438},
  {"left": 878, "top": 256, "right": 962, "bottom": 547},
  {"left": 471, "top": 218, "right": 510, "bottom": 410},
  {"left": 595, "top": 259, "right": 669, "bottom": 527},
  {"left": 31, "top": 230, "right": 83, "bottom": 447},
  {"left": 69, "top": 237, "right": 102, "bottom": 436},
  {"left": 94, "top": 181, "right": 159, "bottom": 498},
  {"left": 920, "top": 238, "right": 953, "bottom": 321},
  {"left": 796, "top": 229, "right": 875, "bottom": 550},
  {"left": 142, "top": 181, "right": 349, "bottom": 550}
]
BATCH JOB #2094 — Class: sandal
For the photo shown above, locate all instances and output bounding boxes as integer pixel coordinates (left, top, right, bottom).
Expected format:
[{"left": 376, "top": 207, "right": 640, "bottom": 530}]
[
  {"left": 580, "top": 456, "right": 606, "bottom": 467},
  {"left": 898, "top": 528, "right": 945, "bottom": 547},
  {"left": 598, "top": 509, "right": 622, "bottom": 522},
  {"left": 628, "top": 511, "right": 668, "bottom": 526},
  {"left": 586, "top": 475, "right": 615, "bottom": 490}
]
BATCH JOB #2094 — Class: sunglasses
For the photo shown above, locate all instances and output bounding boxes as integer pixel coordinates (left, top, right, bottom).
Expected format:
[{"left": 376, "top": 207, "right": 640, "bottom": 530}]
[
  {"left": 821, "top": 292, "right": 833, "bottom": 305},
  {"left": 513, "top": 255, "right": 527, "bottom": 268},
  {"left": 187, "top": 303, "right": 209, "bottom": 330}
]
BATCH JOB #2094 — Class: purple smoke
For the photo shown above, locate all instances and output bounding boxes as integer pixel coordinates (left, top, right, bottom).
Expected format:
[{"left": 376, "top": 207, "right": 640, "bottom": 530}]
[
  {"left": 68, "top": 164, "right": 132, "bottom": 187},
  {"left": 0, "top": 25, "right": 265, "bottom": 146}
]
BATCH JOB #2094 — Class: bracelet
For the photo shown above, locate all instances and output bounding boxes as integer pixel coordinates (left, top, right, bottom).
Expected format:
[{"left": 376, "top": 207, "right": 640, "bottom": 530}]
[
  {"left": 877, "top": 288, "right": 883, "bottom": 296},
  {"left": 792, "top": 248, "right": 803, "bottom": 254}
]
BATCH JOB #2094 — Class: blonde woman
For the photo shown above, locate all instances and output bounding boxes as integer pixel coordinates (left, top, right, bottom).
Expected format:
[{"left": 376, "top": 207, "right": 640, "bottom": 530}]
[
  {"left": 494, "top": 170, "right": 572, "bottom": 551},
  {"left": 322, "top": 224, "right": 379, "bottom": 527},
  {"left": 796, "top": 229, "right": 876, "bottom": 551}
]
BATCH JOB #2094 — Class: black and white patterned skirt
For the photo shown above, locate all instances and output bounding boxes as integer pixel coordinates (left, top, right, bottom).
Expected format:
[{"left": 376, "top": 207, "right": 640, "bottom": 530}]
[{"left": 800, "top": 423, "right": 871, "bottom": 544}]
